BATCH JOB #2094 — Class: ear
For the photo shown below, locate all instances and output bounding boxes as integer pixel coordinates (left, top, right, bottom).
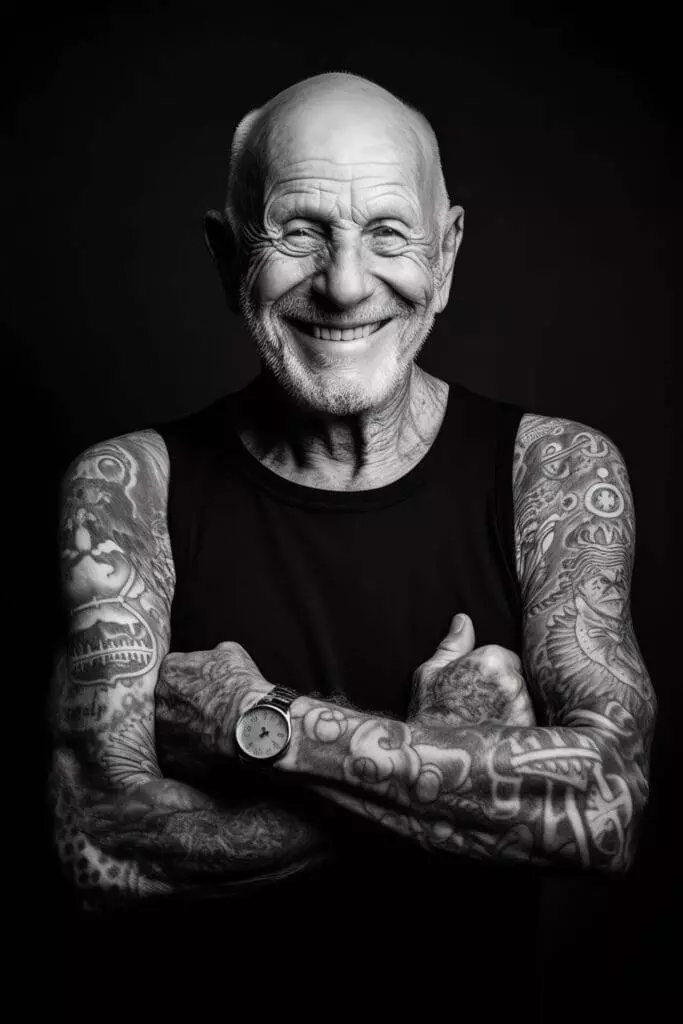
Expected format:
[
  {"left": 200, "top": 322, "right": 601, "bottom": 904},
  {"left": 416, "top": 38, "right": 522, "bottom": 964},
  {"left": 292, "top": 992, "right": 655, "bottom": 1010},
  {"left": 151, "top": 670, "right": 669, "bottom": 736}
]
[
  {"left": 433, "top": 205, "right": 464, "bottom": 314},
  {"left": 203, "top": 210, "right": 241, "bottom": 315}
]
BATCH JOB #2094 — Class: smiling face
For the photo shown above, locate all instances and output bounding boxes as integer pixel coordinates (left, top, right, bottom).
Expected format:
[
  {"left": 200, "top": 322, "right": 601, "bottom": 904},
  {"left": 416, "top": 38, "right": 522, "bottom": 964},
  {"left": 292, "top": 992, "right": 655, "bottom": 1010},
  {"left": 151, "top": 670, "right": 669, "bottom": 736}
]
[{"left": 224, "top": 79, "right": 462, "bottom": 415}]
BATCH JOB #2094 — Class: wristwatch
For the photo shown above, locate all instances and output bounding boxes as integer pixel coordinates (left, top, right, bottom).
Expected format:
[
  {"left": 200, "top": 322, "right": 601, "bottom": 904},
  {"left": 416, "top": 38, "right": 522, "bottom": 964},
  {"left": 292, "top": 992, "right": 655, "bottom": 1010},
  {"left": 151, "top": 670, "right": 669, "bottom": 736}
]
[{"left": 233, "top": 685, "right": 299, "bottom": 765}]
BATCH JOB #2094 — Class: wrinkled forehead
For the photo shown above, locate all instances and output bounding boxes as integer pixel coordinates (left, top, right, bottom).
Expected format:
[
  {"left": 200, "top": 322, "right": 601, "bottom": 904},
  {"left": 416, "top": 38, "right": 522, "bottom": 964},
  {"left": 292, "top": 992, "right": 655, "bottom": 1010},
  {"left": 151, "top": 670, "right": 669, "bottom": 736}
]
[{"left": 260, "top": 98, "right": 431, "bottom": 205}]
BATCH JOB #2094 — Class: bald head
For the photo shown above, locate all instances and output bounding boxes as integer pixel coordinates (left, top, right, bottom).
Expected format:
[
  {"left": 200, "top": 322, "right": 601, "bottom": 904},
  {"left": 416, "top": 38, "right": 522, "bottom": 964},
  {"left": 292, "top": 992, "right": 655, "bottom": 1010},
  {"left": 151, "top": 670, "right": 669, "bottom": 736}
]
[{"left": 224, "top": 73, "right": 450, "bottom": 238}]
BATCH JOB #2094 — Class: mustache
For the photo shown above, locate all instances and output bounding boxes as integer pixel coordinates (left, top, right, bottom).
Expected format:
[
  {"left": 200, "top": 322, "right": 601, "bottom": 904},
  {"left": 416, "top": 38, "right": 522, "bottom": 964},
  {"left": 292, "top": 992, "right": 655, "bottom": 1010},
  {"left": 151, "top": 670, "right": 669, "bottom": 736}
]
[{"left": 272, "top": 297, "right": 412, "bottom": 325}]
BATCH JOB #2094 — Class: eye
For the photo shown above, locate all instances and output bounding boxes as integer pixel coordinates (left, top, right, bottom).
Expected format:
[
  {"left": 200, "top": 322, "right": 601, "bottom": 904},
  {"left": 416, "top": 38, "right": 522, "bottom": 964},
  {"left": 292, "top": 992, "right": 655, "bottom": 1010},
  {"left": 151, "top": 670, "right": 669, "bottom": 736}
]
[
  {"left": 373, "top": 226, "right": 403, "bottom": 238},
  {"left": 368, "top": 224, "right": 408, "bottom": 249},
  {"left": 283, "top": 220, "right": 325, "bottom": 240}
]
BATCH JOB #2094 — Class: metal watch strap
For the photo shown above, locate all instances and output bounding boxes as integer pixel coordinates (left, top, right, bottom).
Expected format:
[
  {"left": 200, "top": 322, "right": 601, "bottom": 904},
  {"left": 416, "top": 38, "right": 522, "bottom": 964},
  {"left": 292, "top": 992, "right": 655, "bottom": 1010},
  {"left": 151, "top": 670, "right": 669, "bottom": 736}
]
[{"left": 256, "top": 685, "right": 298, "bottom": 712}]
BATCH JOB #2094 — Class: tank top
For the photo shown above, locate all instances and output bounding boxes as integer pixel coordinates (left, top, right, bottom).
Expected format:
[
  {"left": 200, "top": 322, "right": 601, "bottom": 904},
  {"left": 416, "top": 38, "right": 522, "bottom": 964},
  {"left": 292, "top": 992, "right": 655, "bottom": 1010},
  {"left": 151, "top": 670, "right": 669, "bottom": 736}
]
[{"left": 100, "top": 380, "right": 542, "bottom": 1018}]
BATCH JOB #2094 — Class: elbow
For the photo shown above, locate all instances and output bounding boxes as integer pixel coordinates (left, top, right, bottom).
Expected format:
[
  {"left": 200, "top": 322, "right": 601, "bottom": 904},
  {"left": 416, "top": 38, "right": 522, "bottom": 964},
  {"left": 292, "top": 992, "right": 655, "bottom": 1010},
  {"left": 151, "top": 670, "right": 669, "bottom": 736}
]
[
  {"left": 588, "top": 769, "right": 651, "bottom": 877},
  {"left": 51, "top": 815, "right": 135, "bottom": 910},
  {"left": 49, "top": 750, "right": 170, "bottom": 910},
  {"left": 53, "top": 826, "right": 171, "bottom": 910}
]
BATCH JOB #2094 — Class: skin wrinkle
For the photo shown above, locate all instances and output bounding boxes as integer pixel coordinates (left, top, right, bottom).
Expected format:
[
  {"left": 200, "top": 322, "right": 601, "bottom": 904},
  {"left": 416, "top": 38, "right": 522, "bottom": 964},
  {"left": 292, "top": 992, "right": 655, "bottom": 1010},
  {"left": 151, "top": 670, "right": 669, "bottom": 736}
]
[
  {"left": 48, "top": 72, "right": 655, "bottom": 909},
  {"left": 232, "top": 371, "right": 447, "bottom": 488},
  {"left": 209, "top": 73, "right": 459, "bottom": 489},
  {"left": 229, "top": 79, "right": 447, "bottom": 232}
]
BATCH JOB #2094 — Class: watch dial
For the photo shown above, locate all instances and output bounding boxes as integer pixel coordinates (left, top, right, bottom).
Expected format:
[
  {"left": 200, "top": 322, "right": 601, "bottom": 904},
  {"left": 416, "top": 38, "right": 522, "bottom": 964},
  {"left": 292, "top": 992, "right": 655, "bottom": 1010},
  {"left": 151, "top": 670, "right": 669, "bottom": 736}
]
[{"left": 236, "top": 706, "right": 289, "bottom": 760}]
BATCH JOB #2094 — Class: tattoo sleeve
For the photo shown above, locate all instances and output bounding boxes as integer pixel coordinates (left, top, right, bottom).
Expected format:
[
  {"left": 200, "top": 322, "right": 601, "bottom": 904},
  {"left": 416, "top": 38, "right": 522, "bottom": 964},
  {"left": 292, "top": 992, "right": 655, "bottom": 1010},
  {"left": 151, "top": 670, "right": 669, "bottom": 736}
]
[
  {"left": 49, "top": 431, "right": 327, "bottom": 908},
  {"left": 273, "top": 416, "right": 656, "bottom": 873}
]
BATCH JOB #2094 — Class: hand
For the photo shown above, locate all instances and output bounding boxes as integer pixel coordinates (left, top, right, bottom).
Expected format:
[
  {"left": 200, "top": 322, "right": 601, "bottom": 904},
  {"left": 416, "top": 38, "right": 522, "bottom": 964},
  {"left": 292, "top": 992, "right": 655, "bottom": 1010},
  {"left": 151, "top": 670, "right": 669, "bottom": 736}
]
[
  {"left": 409, "top": 614, "right": 536, "bottom": 728},
  {"left": 155, "top": 641, "right": 273, "bottom": 781}
]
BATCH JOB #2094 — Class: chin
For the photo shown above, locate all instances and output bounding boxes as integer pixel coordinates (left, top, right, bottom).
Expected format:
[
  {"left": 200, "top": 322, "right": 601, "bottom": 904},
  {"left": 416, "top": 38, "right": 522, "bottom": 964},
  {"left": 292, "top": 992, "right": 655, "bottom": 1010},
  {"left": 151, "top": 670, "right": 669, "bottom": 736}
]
[
  {"left": 242, "top": 303, "right": 435, "bottom": 416},
  {"left": 273, "top": 349, "right": 412, "bottom": 415}
]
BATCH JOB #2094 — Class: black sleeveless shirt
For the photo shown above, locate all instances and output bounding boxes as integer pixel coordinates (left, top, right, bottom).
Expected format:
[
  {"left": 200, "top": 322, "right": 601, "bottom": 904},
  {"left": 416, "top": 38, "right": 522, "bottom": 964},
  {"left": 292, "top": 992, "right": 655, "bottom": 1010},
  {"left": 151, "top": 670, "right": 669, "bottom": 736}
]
[{"left": 106, "top": 380, "right": 540, "bottom": 1018}]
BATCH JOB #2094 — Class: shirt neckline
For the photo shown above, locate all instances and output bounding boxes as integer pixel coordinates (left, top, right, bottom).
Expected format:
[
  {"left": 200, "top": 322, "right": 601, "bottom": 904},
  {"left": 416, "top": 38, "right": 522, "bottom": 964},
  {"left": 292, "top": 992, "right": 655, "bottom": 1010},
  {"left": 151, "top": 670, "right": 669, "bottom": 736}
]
[{"left": 221, "top": 384, "right": 458, "bottom": 512}]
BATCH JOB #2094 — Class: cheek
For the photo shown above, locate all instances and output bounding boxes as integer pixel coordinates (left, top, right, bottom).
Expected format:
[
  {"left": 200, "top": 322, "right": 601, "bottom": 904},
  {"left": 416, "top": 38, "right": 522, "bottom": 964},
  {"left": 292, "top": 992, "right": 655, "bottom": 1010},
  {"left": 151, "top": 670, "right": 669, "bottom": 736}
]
[
  {"left": 375, "top": 254, "right": 435, "bottom": 307},
  {"left": 248, "top": 250, "right": 314, "bottom": 306}
]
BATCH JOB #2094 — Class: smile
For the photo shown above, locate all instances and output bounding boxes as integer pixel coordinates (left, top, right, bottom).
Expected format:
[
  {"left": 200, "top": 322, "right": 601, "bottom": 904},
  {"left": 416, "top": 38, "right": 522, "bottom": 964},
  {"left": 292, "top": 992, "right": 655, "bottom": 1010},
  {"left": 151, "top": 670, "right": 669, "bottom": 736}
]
[{"left": 287, "top": 319, "right": 390, "bottom": 341}]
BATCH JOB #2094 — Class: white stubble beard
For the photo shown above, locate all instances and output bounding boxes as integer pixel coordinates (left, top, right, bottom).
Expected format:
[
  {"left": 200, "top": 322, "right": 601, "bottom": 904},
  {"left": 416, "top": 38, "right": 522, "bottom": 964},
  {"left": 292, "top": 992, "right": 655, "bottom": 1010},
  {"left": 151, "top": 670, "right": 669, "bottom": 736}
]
[{"left": 239, "top": 281, "right": 438, "bottom": 416}]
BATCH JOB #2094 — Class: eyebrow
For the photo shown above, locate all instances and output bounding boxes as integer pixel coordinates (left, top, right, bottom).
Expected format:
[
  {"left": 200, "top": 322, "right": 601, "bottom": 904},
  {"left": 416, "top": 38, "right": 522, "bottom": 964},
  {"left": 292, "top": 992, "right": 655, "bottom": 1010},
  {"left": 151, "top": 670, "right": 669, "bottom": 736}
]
[{"left": 269, "top": 193, "right": 421, "bottom": 228}]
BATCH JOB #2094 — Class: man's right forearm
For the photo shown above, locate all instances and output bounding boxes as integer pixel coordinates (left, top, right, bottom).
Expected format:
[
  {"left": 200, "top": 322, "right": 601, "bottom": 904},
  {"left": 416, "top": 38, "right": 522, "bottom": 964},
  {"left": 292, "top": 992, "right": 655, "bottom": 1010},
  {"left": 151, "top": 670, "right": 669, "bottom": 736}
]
[{"left": 52, "top": 745, "right": 332, "bottom": 907}]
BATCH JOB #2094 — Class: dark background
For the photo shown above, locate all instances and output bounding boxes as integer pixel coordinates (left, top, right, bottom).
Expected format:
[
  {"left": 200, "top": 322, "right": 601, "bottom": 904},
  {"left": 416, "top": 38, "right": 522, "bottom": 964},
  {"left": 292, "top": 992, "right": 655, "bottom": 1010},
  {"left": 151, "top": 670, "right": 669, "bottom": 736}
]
[{"left": 6, "top": 2, "right": 677, "bottom": 1018}]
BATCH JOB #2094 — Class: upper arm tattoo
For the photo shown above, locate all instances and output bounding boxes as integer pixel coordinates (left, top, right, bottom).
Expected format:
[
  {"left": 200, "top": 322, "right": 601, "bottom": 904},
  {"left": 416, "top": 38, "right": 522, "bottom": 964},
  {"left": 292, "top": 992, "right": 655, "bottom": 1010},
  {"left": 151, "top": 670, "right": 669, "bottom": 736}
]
[
  {"left": 55, "top": 430, "right": 174, "bottom": 751},
  {"left": 513, "top": 415, "right": 656, "bottom": 755}
]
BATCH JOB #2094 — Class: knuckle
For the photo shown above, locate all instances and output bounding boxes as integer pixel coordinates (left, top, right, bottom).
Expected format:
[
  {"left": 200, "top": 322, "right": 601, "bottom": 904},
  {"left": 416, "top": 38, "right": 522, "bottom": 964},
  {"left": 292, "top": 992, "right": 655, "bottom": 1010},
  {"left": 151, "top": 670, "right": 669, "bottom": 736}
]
[
  {"left": 215, "top": 640, "right": 242, "bottom": 654},
  {"left": 477, "top": 645, "right": 504, "bottom": 671},
  {"left": 477, "top": 644, "right": 520, "bottom": 674}
]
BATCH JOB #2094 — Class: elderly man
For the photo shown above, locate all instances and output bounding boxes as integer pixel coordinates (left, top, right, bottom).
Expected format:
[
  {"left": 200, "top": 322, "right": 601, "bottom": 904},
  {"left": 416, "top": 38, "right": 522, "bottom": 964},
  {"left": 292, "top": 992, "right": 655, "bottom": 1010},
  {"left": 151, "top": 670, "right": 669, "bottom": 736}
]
[{"left": 50, "top": 73, "right": 655, "bottom": 1016}]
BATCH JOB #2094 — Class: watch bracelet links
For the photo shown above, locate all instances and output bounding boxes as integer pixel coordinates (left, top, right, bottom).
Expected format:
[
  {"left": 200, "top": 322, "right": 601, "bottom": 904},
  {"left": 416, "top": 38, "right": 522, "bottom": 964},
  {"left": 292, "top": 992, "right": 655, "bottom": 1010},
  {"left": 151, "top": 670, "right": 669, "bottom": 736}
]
[{"left": 257, "top": 685, "right": 299, "bottom": 712}]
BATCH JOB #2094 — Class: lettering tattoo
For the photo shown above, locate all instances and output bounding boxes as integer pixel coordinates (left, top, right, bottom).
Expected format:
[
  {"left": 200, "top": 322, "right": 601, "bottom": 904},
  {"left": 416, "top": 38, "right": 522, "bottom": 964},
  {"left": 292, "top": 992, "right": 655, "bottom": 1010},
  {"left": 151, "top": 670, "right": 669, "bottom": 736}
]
[
  {"left": 50, "top": 432, "right": 327, "bottom": 906},
  {"left": 276, "top": 416, "right": 656, "bottom": 873}
]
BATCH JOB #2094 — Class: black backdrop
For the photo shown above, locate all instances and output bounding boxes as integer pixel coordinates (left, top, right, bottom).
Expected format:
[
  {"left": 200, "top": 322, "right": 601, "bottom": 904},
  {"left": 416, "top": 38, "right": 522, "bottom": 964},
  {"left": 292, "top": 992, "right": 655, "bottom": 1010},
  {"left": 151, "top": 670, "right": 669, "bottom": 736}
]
[{"left": 6, "top": 4, "right": 677, "bottom": 1019}]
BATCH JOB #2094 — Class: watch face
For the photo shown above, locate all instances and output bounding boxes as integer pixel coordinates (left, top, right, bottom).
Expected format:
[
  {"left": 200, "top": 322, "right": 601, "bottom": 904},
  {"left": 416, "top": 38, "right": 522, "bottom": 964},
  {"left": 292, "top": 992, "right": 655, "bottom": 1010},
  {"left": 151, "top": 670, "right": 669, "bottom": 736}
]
[{"left": 235, "top": 705, "right": 291, "bottom": 761}]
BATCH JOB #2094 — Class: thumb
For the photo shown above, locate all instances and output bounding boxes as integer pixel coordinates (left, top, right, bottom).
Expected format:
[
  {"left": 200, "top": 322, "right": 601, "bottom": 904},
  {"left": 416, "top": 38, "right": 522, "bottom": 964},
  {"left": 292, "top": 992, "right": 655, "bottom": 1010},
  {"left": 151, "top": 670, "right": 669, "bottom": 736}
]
[{"left": 433, "top": 613, "right": 475, "bottom": 665}]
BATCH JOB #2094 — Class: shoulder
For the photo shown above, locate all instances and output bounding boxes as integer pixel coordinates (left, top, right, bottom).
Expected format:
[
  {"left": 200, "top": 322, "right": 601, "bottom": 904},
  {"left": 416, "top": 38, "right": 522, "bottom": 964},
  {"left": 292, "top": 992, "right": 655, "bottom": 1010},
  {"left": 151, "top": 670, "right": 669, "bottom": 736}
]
[
  {"left": 62, "top": 428, "right": 170, "bottom": 494},
  {"left": 59, "top": 429, "right": 173, "bottom": 559},
  {"left": 59, "top": 428, "right": 175, "bottom": 601},
  {"left": 513, "top": 413, "right": 631, "bottom": 494},
  {"left": 511, "top": 413, "right": 636, "bottom": 592}
]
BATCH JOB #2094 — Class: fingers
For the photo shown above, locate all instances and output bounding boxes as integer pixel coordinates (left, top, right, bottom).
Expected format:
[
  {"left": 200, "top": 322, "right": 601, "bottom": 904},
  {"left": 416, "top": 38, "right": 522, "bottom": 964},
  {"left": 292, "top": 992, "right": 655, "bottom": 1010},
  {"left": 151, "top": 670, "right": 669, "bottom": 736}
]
[
  {"left": 422, "top": 613, "right": 476, "bottom": 675},
  {"left": 436, "top": 613, "right": 476, "bottom": 659}
]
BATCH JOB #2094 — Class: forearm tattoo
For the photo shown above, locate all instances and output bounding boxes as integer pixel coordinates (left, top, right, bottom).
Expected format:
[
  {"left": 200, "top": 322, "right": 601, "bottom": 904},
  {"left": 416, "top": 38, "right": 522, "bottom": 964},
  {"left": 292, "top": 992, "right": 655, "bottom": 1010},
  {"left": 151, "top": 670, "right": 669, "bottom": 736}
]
[
  {"left": 49, "top": 432, "right": 325, "bottom": 907},
  {"left": 278, "top": 416, "right": 656, "bottom": 873}
]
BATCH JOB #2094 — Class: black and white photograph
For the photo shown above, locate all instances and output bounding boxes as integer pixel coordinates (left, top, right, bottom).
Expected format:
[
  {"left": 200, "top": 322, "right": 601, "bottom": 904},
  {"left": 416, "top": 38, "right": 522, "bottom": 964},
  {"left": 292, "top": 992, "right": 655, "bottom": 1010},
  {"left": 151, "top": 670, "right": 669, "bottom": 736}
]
[{"left": 6, "top": 4, "right": 676, "bottom": 1020}]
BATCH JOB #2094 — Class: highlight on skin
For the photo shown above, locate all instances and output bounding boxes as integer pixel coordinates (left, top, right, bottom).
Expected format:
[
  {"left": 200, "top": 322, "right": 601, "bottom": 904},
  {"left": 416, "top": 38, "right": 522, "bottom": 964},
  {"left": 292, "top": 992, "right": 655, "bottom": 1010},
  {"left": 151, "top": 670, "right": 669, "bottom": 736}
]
[
  {"left": 47, "top": 72, "right": 656, "bottom": 910},
  {"left": 221, "top": 72, "right": 459, "bottom": 417}
]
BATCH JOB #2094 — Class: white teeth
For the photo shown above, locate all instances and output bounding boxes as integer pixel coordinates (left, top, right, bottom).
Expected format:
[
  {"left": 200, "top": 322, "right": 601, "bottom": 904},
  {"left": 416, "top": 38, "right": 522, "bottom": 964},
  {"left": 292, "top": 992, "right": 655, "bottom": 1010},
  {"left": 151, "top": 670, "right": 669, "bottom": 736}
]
[{"left": 310, "top": 322, "right": 383, "bottom": 341}]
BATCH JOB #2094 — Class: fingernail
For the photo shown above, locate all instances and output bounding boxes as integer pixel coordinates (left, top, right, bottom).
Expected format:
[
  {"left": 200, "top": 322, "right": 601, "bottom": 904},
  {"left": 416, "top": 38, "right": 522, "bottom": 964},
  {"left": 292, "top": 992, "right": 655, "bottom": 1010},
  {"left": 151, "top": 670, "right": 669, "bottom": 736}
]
[{"left": 453, "top": 614, "right": 465, "bottom": 633}]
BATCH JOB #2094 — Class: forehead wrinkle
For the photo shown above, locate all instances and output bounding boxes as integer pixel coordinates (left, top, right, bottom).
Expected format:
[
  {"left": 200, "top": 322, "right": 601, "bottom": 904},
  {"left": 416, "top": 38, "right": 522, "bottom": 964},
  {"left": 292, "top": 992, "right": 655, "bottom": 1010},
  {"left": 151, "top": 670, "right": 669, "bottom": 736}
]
[
  {"left": 230, "top": 75, "right": 449, "bottom": 236},
  {"left": 265, "top": 155, "right": 418, "bottom": 188},
  {"left": 266, "top": 180, "right": 422, "bottom": 227}
]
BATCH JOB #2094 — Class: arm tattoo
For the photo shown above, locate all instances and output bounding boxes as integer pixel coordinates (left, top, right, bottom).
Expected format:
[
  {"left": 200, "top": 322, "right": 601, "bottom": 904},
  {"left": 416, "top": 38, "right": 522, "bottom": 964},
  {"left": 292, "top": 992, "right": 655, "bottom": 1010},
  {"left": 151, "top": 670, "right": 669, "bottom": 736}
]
[
  {"left": 50, "top": 431, "right": 326, "bottom": 907},
  {"left": 273, "top": 416, "right": 656, "bottom": 873}
]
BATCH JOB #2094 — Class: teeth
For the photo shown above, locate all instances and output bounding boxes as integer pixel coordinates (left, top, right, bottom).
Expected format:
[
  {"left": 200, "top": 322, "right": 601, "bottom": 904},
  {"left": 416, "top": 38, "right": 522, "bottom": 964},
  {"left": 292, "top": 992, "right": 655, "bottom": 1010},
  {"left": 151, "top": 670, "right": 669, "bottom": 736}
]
[{"left": 308, "top": 322, "right": 383, "bottom": 341}]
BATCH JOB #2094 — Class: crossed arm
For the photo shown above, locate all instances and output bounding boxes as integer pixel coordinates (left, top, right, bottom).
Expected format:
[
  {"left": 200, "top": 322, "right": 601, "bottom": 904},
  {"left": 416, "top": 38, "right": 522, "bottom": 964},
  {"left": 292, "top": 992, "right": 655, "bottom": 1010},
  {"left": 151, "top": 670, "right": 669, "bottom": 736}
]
[
  {"left": 266, "top": 416, "right": 656, "bottom": 871},
  {"left": 49, "top": 415, "right": 656, "bottom": 907},
  {"left": 49, "top": 432, "right": 330, "bottom": 906}
]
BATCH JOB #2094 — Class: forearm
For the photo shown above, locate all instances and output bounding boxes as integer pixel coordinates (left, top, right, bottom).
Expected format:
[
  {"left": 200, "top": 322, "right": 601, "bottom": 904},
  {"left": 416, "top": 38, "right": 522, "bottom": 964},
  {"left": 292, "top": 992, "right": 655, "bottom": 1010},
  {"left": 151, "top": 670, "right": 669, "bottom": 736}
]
[
  {"left": 52, "top": 744, "right": 331, "bottom": 908},
  {"left": 276, "top": 695, "right": 645, "bottom": 872}
]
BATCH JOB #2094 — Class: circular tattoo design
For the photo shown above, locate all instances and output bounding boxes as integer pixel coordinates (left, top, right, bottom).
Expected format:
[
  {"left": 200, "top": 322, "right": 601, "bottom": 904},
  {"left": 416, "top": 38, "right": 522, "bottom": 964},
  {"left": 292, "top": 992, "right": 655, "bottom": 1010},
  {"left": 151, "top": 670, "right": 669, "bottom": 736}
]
[
  {"left": 561, "top": 494, "right": 578, "bottom": 512},
  {"left": 430, "top": 820, "right": 455, "bottom": 842},
  {"left": 597, "top": 467, "right": 609, "bottom": 479},
  {"left": 413, "top": 764, "right": 444, "bottom": 804},
  {"left": 309, "top": 707, "right": 347, "bottom": 744},
  {"left": 352, "top": 757, "right": 382, "bottom": 784},
  {"left": 585, "top": 482, "right": 624, "bottom": 518},
  {"left": 97, "top": 455, "right": 126, "bottom": 481}
]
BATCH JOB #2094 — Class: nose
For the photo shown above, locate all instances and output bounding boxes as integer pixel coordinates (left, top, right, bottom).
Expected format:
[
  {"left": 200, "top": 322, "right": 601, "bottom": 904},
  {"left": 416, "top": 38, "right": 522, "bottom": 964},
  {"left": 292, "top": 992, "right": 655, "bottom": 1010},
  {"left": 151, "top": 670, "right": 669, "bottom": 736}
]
[{"left": 311, "top": 239, "right": 375, "bottom": 309}]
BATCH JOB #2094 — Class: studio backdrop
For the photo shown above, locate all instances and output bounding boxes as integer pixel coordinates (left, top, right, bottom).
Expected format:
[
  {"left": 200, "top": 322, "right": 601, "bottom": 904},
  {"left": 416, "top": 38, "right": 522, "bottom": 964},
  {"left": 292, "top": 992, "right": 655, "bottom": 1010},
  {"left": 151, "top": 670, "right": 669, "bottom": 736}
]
[{"left": 7, "top": 7, "right": 676, "bottom": 1019}]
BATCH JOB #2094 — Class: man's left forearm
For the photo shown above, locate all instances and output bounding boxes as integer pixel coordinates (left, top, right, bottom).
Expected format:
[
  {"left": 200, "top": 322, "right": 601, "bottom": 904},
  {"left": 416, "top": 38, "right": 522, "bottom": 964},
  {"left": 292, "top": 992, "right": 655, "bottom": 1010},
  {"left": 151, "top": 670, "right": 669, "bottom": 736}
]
[{"left": 275, "top": 694, "right": 647, "bottom": 873}]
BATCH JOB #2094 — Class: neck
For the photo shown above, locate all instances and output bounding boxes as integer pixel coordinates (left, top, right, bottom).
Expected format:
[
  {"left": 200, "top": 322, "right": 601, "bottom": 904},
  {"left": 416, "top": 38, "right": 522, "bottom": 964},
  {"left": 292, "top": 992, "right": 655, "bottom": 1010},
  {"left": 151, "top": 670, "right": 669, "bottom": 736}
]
[{"left": 232, "top": 365, "right": 449, "bottom": 491}]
